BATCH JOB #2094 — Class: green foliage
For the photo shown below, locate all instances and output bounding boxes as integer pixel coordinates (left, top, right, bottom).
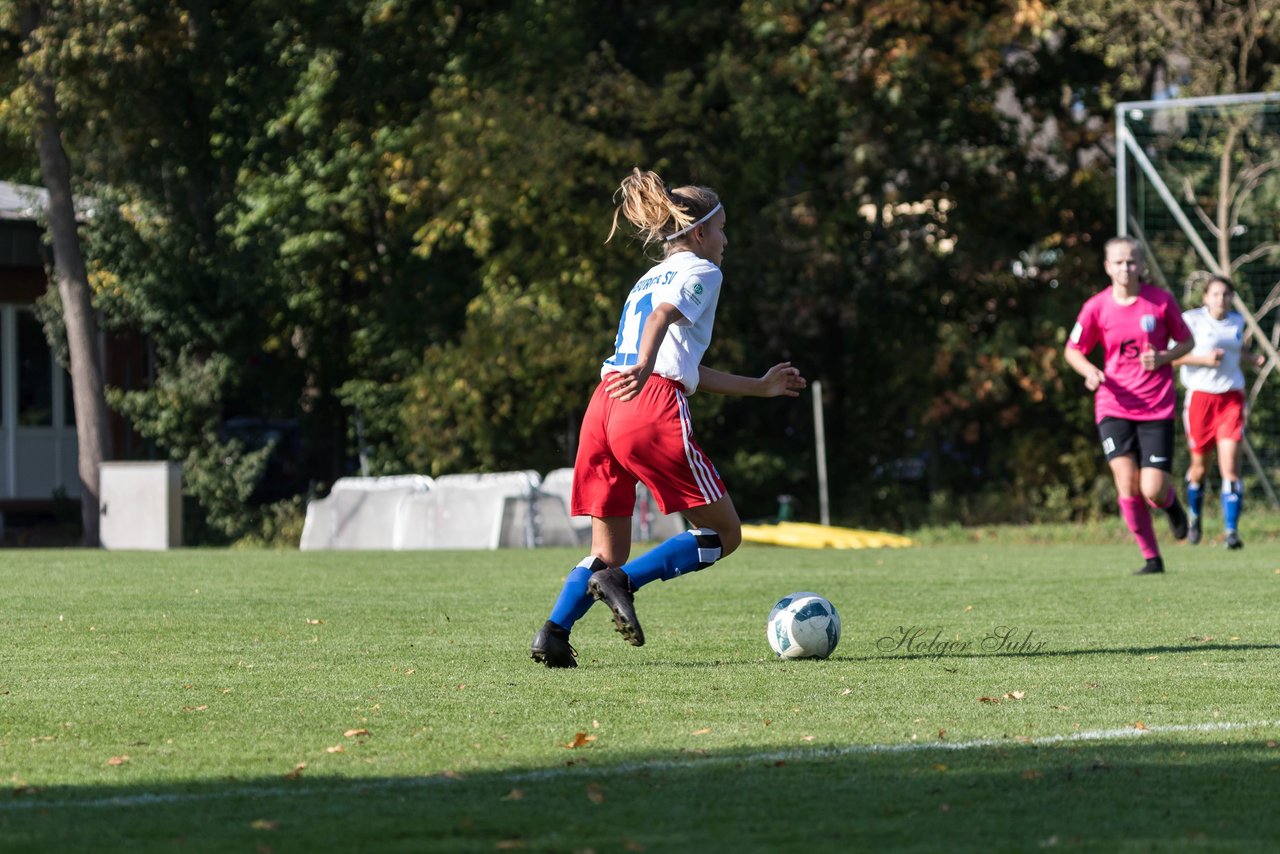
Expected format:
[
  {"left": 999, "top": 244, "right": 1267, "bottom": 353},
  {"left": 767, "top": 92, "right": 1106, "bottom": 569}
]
[{"left": 5, "top": 1, "right": 1276, "bottom": 538}]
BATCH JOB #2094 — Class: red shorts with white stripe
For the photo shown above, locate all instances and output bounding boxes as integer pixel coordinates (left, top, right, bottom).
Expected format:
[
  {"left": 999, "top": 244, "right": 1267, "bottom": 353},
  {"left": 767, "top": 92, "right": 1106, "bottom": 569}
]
[
  {"left": 1183, "top": 389, "right": 1245, "bottom": 454},
  {"left": 571, "top": 373, "right": 726, "bottom": 517}
]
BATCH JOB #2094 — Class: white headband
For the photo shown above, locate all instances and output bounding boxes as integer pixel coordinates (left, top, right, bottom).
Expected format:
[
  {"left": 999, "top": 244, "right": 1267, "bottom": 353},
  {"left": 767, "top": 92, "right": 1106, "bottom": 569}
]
[{"left": 664, "top": 203, "right": 722, "bottom": 242}]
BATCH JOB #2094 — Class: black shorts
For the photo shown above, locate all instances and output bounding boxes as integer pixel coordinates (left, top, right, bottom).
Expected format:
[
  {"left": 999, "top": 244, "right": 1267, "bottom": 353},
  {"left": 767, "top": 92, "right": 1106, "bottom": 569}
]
[{"left": 1098, "top": 417, "right": 1175, "bottom": 471}]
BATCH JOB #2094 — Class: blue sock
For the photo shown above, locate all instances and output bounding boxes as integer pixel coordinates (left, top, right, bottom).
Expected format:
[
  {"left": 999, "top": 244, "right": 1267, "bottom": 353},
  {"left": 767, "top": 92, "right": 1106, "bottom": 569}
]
[
  {"left": 548, "top": 556, "right": 604, "bottom": 632},
  {"left": 621, "top": 528, "right": 723, "bottom": 589},
  {"left": 1186, "top": 480, "right": 1203, "bottom": 518},
  {"left": 1223, "top": 481, "right": 1242, "bottom": 532}
]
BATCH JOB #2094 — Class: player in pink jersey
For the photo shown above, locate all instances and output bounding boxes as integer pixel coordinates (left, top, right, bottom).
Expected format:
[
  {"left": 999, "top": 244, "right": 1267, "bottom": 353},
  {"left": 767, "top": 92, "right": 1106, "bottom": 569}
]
[
  {"left": 530, "top": 168, "right": 807, "bottom": 668},
  {"left": 1065, "top": 236, "right": 1194, "bottom": 574}
]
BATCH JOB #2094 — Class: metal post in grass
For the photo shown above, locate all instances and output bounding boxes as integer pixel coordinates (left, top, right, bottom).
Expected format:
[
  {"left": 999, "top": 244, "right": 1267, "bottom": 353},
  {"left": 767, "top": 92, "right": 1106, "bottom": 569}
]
[{"left": 812, "top": 379, "right": 830, "bottom": 526}]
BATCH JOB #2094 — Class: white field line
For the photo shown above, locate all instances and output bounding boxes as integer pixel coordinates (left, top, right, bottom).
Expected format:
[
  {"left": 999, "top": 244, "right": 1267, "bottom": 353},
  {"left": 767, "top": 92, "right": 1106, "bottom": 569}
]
[{"left": 4, "top": 719, "right": 1277, "bottom": 812}]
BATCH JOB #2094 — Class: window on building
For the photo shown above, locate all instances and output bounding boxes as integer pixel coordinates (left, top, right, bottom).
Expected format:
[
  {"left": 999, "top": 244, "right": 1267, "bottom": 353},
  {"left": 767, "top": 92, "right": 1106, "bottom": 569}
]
[{"left": 17, "top": 308, "right": 53, "bottom": 427}]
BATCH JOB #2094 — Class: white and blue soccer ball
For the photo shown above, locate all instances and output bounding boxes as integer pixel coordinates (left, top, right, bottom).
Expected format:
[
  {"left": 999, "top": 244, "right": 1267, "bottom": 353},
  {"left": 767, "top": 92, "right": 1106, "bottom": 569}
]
[{"left": 767, "top": 592, "right": 841, "bottom": 659}]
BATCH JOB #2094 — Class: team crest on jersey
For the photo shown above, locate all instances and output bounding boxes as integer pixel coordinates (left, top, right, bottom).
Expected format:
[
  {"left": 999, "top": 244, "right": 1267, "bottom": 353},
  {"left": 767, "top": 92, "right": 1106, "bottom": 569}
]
[{"left": 1140, "top": 314, "right": 1156, "bottom": 333}]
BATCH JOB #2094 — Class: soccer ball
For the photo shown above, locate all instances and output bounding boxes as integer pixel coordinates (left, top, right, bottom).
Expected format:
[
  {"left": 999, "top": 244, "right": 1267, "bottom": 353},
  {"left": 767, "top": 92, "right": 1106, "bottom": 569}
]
[{"left": 767, "top": 592, "right": 841, "bottom": 659}]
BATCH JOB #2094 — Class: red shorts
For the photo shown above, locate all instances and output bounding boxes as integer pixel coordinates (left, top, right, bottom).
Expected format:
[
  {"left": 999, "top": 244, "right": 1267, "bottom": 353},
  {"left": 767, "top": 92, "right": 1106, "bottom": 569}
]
[
  {"left": 1183, "top": 389, "right": 1245, "bottom": 454},
  {"left": 571, "top": 373, "right": 726, "bottom": 517}
]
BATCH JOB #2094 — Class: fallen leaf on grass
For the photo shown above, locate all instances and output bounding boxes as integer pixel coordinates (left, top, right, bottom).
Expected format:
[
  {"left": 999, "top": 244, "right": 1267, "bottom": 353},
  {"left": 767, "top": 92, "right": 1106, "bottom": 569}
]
[
  {"left": 306, "top": 619, "right": 323, "bottom": 625},
  {"left": 586, "top": 783, "right": 605, "bottom": 804},
  {"left": 344, "top": 728, "right": 370, "bottom": 738},
  {"left": 1134, "top": 721, "right": 1149, "bottom": 730},
  {"left": 325, "top": 745, "right": 345, "bottom": 754},
  {"left": 932, "top": 763, "right": 948, "bottom": 772},
  {"left": 106, "top": 756, "right": 129, "bottom": 766},
  {"left": 564, "top": 732, "right": 596, "bottom": 749},
  {"left": 691, "top": 728, "right": 711, "bottom": 736},
  {"left": 181, "top": 705, "right": 208, "bottom": 713},
  {"left": 501, "top": 789, "right": 525, "bottom": 801},
  {"left": 1052, "top": 705, "right": 1071, "bottom": 711},
  {"left": 801, "top": 735, "right": 816, "bottom": 742},
  {"left": 250, "top": 820, "right": 279, "bottom": 831},
  {"left": 284, "top": 762, "right": 307, "bottom": 779},
  {"left": 938, "top": 729, "right": 947, "bottom": 740},
  {"left": 841, "top": 688, "right": 853, "bottom": 696},
  {"left": 1023, "top": 770, "right": 1043, "bottom": 780},
  {"left": 978, "top": 697, "right": 1000, "bottom": 704},
  {"left": 1266, "top": 741, "right": 1277, "bottom": 749},
  {"left": 1004, "top": 691, "right": 1026, "bottom": 701}
]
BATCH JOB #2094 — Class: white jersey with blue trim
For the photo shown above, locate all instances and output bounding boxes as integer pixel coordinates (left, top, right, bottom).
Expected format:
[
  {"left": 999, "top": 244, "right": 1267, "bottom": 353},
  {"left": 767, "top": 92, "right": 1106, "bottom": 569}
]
[
  {"left": 601, "top": 251, "right": 722, "bottom": 394},
  {"left": 1180, "top": 307, "right": 1247, "bottom": 393}
]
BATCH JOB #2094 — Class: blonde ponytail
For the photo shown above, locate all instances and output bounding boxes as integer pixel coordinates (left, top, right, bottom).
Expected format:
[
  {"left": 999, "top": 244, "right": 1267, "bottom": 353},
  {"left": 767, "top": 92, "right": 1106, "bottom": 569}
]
[{"left": 606, "top": 168, "right": 720, "bottom": 251}]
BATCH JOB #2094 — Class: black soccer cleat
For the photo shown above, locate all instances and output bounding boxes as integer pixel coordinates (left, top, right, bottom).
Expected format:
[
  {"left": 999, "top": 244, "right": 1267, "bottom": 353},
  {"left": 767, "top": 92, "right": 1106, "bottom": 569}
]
[
  {"left": 588, "top": 566, "right": 645, "bottom": 647},
  {"left": 1134, "top": 556, "right": 1165, "bottom": 575},
  {"left": 1165, "top": 498, "right": 1189, "bottom": 541},
  {"left": 530, "top": 620, "right": 578, "bottom": 668},
  {"left": 1225, "top": 530, "right": 1244, "bottom": 551},
  {"left": 1187, "top": 515, "right": 1202, "bottom": 545}
]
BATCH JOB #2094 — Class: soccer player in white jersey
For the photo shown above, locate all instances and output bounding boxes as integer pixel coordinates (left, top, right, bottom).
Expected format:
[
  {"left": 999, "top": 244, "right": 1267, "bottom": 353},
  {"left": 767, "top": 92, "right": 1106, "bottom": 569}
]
[
  {"left": 530, "top": 168, "right": 807, "bottom": 668},
  {"left": 1173, "top": 275, "right": 1265, "bottom": 549}
]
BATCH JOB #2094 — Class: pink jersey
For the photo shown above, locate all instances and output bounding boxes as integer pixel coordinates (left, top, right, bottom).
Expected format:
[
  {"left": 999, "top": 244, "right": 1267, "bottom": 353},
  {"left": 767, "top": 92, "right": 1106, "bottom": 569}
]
[{"left": 1067, "top": 283, "right": 1192, "bottom": 422}]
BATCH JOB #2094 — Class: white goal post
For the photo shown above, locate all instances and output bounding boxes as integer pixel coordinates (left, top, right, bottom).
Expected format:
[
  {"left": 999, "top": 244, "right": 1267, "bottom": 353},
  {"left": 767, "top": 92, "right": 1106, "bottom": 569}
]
[{"left": 1116, "top": 92, "right": 1280, "bottom": 507}]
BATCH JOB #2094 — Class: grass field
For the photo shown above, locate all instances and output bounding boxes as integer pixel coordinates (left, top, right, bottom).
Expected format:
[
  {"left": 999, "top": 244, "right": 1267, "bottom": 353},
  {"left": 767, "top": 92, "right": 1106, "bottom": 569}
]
[{"left": 2, "top": 531, "right": 1279, "bottom": 852}]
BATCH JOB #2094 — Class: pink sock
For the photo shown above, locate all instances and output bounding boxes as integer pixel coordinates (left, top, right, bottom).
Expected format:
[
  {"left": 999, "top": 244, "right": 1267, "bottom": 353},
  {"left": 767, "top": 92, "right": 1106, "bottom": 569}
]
[
  {"left": 1119, "top": 496, "right": 1160, "bottom": 559},
  {"left": 1146, "top": 485, "right": 1174, "bottom": 510}
]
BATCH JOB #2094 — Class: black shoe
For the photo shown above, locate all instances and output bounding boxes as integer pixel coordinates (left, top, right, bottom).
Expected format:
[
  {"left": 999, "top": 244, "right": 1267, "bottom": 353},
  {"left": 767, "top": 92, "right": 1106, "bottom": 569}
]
[
  {"left": 1225, "top": 530, "right": 1243, "bottom": 550},
  {"left": 530, "top": 620, "right": 577, "bottom": 668},
  {"left": 1187, "top": 515, "right": 1201, "bottom": 545},
  {"left": 588, "top": 566, "right": 645, "bottom": 647},
  {"left": 1165, "top": 499, "right": 1189, "bottom": 540},
  {"left": 1134, "top": 556, "right": 1165, "bottom": 575}
]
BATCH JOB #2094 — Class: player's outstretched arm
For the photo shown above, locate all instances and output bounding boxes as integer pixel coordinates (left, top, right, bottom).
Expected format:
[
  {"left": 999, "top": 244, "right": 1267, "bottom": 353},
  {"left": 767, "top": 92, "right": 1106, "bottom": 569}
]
[{"left": 698, "top": 362, "right": 807, "bottom": 397}]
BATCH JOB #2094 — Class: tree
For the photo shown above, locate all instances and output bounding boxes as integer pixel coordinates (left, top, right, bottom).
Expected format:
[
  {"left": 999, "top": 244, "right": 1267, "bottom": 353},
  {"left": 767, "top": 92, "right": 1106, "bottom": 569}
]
[{"left": 12, "top": 1, "right": 111, "bottom": 545}]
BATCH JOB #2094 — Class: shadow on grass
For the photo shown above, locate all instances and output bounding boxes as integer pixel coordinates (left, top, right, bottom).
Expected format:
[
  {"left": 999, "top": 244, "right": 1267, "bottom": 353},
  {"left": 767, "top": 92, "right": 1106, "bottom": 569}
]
[
  {"left": 839, "top": 641, "right": 1280, "bottom": 663},
  {"left": 3, "top": 736, "right": 1278, "bottom": 851},
  {"left": 632, "top": 642, "right": 1280, "bottom": 668}
]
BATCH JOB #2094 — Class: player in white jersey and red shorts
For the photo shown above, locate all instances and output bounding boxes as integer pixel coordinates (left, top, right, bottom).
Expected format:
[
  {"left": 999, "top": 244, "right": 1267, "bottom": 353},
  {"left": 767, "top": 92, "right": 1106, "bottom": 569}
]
[
  {"left": 1065, "top": 236, "right": 1194, "bottom": 575},
  {"left": 1173, "top": 275, "right": 1265, "bottom": 550},
  {"left": 530, "top": 169, "right": 807, "bottom": 668}
]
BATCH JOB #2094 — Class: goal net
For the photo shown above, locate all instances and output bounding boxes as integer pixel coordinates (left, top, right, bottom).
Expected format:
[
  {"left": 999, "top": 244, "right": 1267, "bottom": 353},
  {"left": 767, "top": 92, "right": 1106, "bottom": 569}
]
[{"left": 1117, "top": 92, "right": 1280, "bottom": 504}]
